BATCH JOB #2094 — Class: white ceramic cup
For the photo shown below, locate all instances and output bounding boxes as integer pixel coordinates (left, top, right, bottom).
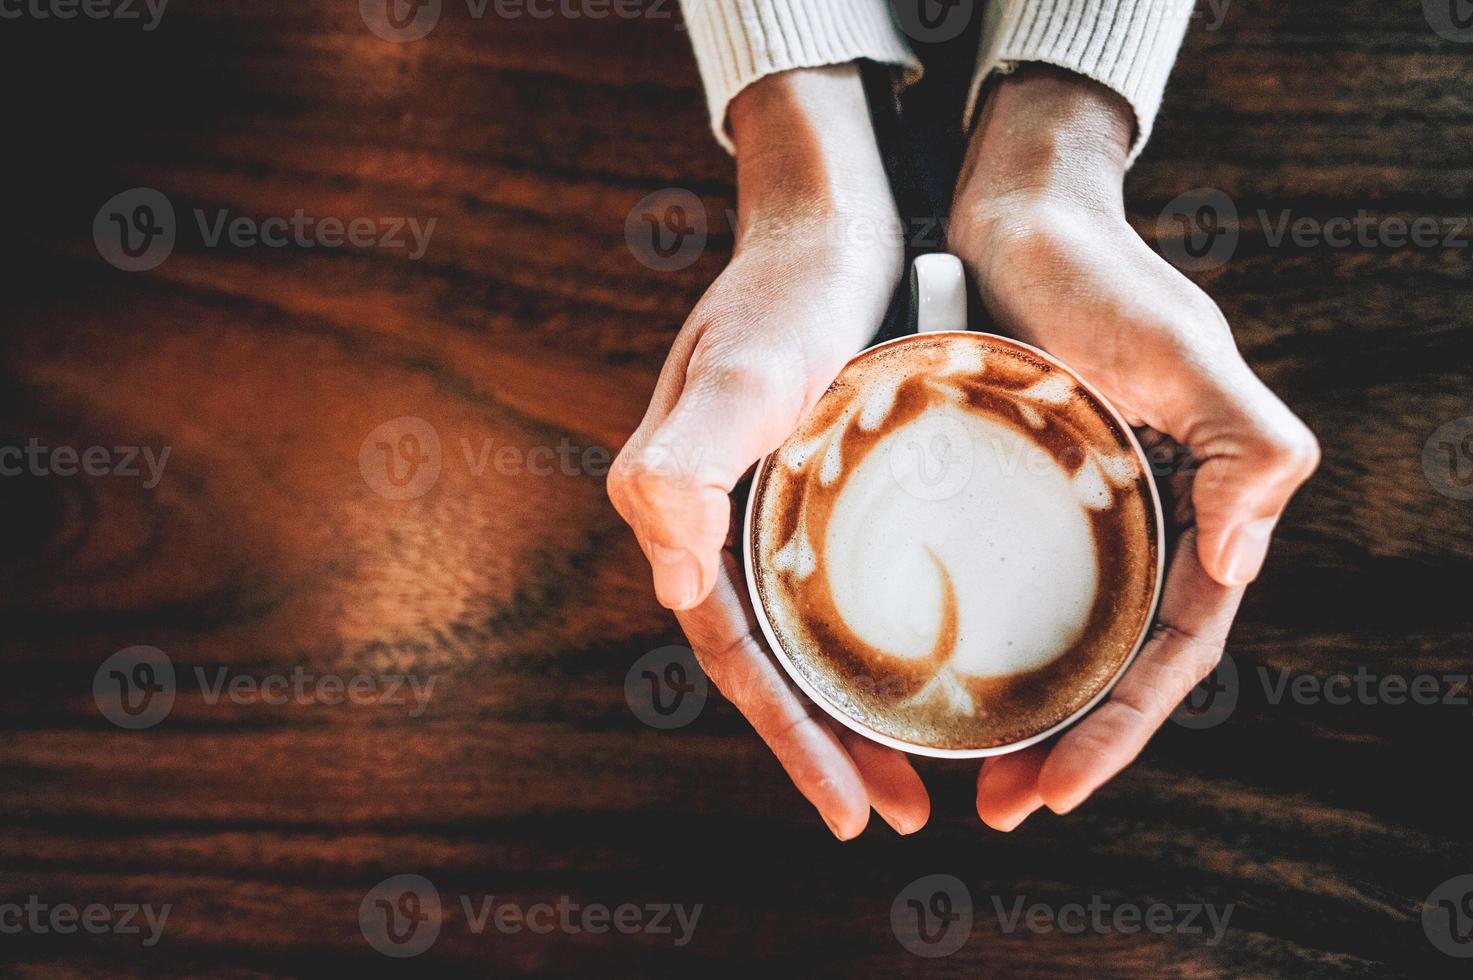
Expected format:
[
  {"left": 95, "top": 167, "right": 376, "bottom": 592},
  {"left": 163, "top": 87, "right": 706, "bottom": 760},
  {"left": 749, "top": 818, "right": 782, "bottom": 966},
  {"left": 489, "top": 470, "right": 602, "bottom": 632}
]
[{"left": 742, "top": 253, "right": 1166, "bottom": 758}]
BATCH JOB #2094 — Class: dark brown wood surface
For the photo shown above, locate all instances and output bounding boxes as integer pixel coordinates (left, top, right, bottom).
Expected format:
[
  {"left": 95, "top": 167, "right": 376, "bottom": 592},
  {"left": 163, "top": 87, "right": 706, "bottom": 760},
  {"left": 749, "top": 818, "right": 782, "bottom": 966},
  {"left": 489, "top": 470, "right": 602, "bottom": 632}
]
[{"left": 2, "top": 1, "right": 1471, "bottom": 976}]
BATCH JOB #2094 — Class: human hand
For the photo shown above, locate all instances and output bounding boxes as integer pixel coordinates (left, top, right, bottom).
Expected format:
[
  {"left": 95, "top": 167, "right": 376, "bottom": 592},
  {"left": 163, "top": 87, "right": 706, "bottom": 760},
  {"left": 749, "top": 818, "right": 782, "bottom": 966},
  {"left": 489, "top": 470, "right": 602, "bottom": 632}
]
[
  {"left": 949, "top": 66, "right": 1320, "bottom": 829},
  {"left": 609, "top": 66, "right": 930, "bottom": 839}
]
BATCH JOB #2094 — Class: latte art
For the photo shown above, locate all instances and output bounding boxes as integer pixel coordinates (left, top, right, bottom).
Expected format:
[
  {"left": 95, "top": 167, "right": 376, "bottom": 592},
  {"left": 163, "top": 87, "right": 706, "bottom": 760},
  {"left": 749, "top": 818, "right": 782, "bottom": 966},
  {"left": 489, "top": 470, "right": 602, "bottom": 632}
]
[{"left": 749, "top": 333, "right": 1161, "bottom": 751}]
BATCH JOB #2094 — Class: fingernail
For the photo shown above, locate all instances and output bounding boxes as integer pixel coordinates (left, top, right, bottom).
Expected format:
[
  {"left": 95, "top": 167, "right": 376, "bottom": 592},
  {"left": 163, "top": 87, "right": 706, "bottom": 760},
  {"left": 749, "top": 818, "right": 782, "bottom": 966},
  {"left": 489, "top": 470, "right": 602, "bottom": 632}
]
[
  {"left": 1220, "top": 517, "right": 1278, "bottom": 585},
  {"left": 823, "top": 815, "right": 849, "bottom": 841},
  {"left": 651, "top": 544, "right": 700, "bottom": 609}
]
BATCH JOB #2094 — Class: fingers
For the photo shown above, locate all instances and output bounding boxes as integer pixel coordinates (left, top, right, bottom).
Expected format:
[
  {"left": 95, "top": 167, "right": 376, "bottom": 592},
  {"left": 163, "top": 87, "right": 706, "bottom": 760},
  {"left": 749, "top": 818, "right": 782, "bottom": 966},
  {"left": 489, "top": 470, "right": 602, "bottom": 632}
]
[
  {"left": 835, "top": 726, "right": 931, "bottom": 835},
  {"left": 611, "top": 344, "right": 808, "bottom": 609},
  {"left": 608, "top": 268, "right": 867, "bottom": 611},
  {"left": 1106, "top": 338, "right": 1320, "bottom": 588},
  {"left": 1190, "top": 366, "right": 1321, "bottom": 586},
  {"left": 609, "top": 236, "right": 897, "bottom": 613},
  {"left": 676, "top": 550, "right": 871, "bottom": 839},
  {"left": 1034, "top": 529, "right": 1245, "bottom": 814},
  {"left": 976, "top": 745, "right": 1048, "bottom": 832}
]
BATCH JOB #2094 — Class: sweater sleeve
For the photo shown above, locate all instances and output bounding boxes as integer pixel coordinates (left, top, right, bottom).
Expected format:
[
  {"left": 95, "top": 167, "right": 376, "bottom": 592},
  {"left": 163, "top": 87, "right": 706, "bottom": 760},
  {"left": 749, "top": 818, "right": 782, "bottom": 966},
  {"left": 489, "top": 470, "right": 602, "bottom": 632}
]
[
  {"left": 679, "top": 0, "right": 923, "bottom": 154},
  {"left": 966, "top": 0, "right": 1196, "bottom": 166}
]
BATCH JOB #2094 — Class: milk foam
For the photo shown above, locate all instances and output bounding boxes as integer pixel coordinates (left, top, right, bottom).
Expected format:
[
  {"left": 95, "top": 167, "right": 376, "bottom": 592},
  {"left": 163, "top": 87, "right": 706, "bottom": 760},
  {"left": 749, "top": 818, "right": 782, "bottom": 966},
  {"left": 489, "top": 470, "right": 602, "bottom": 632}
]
[
  {"left": 750, "top": 332, "right": 1161, "bottom": 750},
  {"left": 823, "top": 412, "right": 1098, "bottom": 677}
]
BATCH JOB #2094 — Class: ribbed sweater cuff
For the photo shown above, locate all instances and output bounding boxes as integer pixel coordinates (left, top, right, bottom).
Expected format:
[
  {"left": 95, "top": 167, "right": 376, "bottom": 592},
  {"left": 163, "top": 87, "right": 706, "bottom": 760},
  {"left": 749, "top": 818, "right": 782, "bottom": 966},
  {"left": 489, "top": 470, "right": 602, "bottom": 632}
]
[
  {"left": 681, "top": 0, "right": 922, "bottom": 155},
  {"left": 967, "top": 0, "right": 1194, "bottom": 167}
]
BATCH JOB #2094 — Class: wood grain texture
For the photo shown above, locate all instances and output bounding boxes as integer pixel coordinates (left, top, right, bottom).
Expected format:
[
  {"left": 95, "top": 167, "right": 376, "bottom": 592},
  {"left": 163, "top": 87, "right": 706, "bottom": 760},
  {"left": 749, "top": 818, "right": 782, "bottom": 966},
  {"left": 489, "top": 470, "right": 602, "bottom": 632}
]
[{"left": 1, "top": 1, "right": 1471, "bottom": 976}]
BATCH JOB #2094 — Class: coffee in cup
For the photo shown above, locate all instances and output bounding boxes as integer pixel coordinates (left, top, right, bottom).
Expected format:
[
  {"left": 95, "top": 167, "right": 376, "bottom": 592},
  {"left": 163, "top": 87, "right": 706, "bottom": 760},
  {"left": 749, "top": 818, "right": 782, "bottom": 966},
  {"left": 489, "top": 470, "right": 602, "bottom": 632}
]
[{"left": 743, "top": 255, "right": 1164, "bottom": 757}]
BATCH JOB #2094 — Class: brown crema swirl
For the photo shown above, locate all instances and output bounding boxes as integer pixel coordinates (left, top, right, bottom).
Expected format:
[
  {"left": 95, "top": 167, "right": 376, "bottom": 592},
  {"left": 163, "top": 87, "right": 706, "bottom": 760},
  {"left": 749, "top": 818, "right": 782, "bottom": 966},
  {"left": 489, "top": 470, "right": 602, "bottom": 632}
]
[{"left": 749, "top": 333, "right": 1161, "bottom": 751}]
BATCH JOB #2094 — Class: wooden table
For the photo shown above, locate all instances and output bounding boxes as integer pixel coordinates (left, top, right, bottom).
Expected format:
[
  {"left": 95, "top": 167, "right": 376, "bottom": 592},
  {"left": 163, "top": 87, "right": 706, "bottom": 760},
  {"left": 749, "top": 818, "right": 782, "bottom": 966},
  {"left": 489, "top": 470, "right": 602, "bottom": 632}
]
[{"left": 2, "top": 1, "right": 1470, "bottom": 976}]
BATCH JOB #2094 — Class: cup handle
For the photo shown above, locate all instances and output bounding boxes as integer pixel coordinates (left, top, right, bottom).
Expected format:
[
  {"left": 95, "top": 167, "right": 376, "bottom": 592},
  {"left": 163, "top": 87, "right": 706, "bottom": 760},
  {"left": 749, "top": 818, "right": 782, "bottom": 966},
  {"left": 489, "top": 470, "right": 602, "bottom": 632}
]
[{"left": 910, "top": 253, "right": 967, "bottom": 334}]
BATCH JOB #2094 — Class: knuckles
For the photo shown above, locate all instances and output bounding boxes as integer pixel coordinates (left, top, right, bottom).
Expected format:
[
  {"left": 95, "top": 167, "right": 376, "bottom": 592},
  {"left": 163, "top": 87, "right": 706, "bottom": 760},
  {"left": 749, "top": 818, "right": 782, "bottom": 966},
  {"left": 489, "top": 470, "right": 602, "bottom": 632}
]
[
  {"left": 608, "top": 444, "right": 693, "bottom": 523},
  {"left": 1247, "top": 415, "right": 1323, "bottom": 488}
]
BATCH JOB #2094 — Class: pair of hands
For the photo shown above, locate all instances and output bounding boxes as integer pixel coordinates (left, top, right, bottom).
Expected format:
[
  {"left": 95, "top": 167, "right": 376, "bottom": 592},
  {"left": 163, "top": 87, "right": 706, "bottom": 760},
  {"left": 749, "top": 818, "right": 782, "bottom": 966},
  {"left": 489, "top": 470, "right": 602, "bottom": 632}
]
[{"left": 609, "top": 64, "right": 1319, "bottom": 837}]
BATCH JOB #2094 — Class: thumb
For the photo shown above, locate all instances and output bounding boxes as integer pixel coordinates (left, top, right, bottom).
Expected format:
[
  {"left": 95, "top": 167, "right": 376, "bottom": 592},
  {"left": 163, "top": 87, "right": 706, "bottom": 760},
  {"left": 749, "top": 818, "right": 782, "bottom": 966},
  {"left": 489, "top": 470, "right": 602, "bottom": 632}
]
[
  {"left": 610, "top": 345, "right": 813, "bottom": 610},
  {"left": 1176, "top": 366, "right": 1321, "bottom": 587}
]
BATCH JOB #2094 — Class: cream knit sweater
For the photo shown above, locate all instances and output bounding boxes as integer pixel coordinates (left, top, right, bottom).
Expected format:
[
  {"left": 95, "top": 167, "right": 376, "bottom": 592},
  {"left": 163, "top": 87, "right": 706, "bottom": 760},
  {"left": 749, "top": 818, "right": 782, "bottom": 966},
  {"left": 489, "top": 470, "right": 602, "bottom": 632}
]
[{"left": 680, "top": 0, "right": 1195, "bottom": 165}]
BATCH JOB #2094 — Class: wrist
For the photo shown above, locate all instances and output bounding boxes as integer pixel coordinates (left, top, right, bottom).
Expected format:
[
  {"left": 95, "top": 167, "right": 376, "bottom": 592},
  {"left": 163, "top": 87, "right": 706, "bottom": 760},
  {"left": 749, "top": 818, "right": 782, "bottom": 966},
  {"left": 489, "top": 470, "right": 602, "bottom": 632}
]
[
  {"left": 954, "top": 65, "right": 1133, "bottom": 228},
  {"left": 729, "top": 66, "right": 899, "bottom": 255}
]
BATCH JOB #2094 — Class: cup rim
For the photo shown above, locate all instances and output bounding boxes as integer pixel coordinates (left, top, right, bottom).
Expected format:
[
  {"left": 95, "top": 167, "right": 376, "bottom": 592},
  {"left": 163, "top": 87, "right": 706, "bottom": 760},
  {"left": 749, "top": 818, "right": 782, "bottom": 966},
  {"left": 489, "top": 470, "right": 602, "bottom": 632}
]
[{"left": 740, "top": 329, "right": 1168, "bottom": 759}]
